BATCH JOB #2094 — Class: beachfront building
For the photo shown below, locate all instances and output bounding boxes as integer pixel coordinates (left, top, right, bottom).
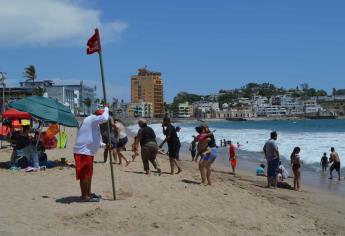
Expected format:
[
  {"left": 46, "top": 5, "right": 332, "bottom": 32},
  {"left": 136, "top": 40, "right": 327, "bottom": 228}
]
[
  {"left": 130, "top": 66, "right": 164, "bottom": 118},
  {"left": 20, "top": 80, "right": 97, "bottom": 115},
  {"left": 112, "top": 98, "right": 130, "bottom": 119},
  {"left": 128, "top": 101, "right": 153, "bottom": 118},
  {"left": 0, "top": 87, "right": 34, "bottom": 111},
  {"left": 303, "top": 99, "right": 323, "bottom": 113},
  {"left": 45, "top": 86, "right": 76, "bottom": 114},
  {"left": 177, "top": 102, "right": 193, "bottom": 118},
  {"left": 256, "top": 105, "right": 288, "bottom": 117},
  {"left": 215, "top": 109, "right": 256, "bottom": 119},
  {"left": 193, "top": 101, "right": 220, "bottom": 118}
]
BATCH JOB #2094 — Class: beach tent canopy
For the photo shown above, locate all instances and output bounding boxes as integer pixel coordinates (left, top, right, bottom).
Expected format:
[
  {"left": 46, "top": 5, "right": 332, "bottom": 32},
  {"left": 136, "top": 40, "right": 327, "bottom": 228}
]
[
  {"left": 8, "top": 96, "right": 79, "bottom": 127},
  {"left": 2, "top": 108, "right": 32, "bottom": 119}
]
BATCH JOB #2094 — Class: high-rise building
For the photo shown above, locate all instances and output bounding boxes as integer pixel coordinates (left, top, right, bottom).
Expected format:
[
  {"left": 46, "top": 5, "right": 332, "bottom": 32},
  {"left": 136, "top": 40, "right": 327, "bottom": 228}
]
[{"left": 130, "top": 66, "right": 164, "bottom": 118}]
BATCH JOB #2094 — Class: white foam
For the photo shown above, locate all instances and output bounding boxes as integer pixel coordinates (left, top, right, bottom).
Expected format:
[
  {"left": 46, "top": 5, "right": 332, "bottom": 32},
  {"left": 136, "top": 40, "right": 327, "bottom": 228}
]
[{"left": 128, "top": 123, "right": 345, "bottom": 167}]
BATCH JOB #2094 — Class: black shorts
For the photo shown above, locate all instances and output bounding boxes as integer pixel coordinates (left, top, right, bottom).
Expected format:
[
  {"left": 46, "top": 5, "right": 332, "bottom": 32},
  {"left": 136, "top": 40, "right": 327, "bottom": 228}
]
[
  {"left": 191, "top": 150, "right": 196, "bottom": 157},
  {"left": 117, "top": 137, "right": 128, "bottom": 148},
  {"left": 168, "top": 144, "right": 179, "bottom": 159},
  {"left": 330, "top": 162, "right": 340, "bottom": 172}
]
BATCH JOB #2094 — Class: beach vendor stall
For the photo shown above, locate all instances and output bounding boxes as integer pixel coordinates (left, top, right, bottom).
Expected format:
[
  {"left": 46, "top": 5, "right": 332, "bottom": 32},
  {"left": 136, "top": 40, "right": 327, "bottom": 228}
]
[
  {"left": 1, "top": 108, "right": 32, "bottom": 148},
  {"left": 8, "top": 96, "right": 78, "bottom": 170}
]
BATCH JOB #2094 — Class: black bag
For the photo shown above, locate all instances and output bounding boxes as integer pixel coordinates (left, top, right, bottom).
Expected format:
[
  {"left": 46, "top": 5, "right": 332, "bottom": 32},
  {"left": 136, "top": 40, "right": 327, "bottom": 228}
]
[{"left": 16, "top": 157, "right": 29, "bottom": 169}]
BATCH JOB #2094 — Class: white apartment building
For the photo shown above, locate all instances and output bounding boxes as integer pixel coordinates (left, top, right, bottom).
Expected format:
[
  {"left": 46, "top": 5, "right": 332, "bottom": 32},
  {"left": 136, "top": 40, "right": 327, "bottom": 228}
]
[
  {"left": 128, "top": 101, "right": 153, "bottom": 118},
  {"left": 177, "top": 102, "right": 193, "bottom": 118},
  {"left": 193, "top": 102, "right": 220, "bottom": 118},
  {"left": 256, "top": 105, "right": 287, "bottom": 117},
  {"left": 303, "top": 100, "right": 323, "bottom": 113},
  {"left": 215, "top": 109, "right": 256, "bottom": 119}
]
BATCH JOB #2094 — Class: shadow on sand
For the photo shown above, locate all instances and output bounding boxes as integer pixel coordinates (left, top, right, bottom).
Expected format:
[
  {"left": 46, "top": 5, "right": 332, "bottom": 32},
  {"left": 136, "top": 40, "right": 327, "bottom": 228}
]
[
  {"left": 55, "top": 196, "right": 83, "bottom": 204},
  {"left": 0, "top": 161, "right": 11, "bottom": 169},
  {"left": 181, "top": 179, "right": 201, "bottom": 185}
]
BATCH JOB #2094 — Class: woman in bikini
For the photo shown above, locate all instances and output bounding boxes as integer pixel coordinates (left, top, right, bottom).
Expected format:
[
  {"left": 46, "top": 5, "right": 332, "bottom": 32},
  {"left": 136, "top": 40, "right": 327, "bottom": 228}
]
[{"left": 290, "top": 147, "right": 302, "bottom": 191}]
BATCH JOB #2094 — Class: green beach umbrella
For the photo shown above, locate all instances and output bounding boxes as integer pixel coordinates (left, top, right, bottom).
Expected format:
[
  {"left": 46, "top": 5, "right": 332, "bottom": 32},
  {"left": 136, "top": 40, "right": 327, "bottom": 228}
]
[{"left": 8, "top": 96, "right": 79, "bottom": 127}]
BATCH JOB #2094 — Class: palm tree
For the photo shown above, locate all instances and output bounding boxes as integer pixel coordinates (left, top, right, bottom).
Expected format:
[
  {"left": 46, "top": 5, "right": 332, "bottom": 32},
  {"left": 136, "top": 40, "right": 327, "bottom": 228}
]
[
  {"left": 34, "top": 86, "right": 46, "bottom": 96},
  {"left": 83, "top": 98, "right": 92, "bottom": 115},
  {"left": 23, "top": 65, "right": 37, "bottom": 82}
]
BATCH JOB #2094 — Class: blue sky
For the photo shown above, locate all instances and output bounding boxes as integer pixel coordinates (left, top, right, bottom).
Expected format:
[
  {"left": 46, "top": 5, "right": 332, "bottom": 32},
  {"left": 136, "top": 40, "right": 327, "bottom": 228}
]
[{"left": 1, "top": 0, "right": 345, "bottom": 102}]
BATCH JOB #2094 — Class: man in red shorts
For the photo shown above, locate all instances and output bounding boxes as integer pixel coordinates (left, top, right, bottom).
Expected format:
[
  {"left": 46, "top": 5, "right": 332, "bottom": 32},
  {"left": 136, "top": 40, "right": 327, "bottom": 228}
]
[
  {"left": 74, "top": 106, "right": 109, "bottom": 202},
  {"left": 229, "top": 140, "right": 237, "bottom": 175}
]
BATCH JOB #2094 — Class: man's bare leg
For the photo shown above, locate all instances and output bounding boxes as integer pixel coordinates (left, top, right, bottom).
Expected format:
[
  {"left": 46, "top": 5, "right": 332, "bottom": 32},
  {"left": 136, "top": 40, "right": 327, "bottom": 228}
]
[
  {"left": 117, "top": 149, "right": 130, "bottom": 166},
  {"left": 169, "top": 158, "right": 174, "bottom": 175},
  {"left": 206, "top": 161, "right": 213, "bottom": 185},
  {"left": 103, "top": 149, "right": 108, "bottom": 163},
  {"left": 199, "top": 160, "right": 206, "bottom": 184},
  {"left": 80, "top": 180, "right": 89, "bottom": 200},
  {"left": 174, "top": 159, "right": 182, "bottom": 174}
]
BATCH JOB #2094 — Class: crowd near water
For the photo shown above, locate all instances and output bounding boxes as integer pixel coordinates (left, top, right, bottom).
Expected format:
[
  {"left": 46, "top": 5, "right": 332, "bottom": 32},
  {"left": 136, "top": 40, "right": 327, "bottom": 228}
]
[{"left": 136, "top": 119, "right": 345, "bottom": 169}]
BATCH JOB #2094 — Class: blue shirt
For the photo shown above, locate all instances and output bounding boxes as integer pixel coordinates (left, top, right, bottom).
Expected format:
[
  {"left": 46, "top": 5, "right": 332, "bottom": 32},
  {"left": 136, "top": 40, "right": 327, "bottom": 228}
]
[{"left": 256, "top": 167, "right": 265, "bottom": 176}]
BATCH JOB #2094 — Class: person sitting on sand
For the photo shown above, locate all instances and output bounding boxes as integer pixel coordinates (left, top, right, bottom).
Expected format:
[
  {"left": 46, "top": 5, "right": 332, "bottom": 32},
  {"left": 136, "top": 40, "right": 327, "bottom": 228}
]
[
  {"left": 135, "top": 119, "right": 161, "bottom": 175},
  {"left": 329, "top": 147, "right": 341, "bottom": 181},
  {"left": 277, "top": 161, "right": 289, "bottom": 181},
  {"left": 256, "top": 164, "right": 266, "bottom": 176},
  {"left": 320, "top": 153, "right": 328, "bottom": 173},
  {"left": 73, "top": 106, "right": 110, "bottom": 202},
  {"left": 290, "top": 147, "right": 302, "bottom": 191}
]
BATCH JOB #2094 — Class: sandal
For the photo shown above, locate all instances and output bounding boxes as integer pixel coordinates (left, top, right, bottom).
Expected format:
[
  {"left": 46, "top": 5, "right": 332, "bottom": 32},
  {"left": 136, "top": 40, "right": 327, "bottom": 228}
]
[
  {"left": 91, "top": 193, "right": 102, "bottom": 199},
  {"left": 82, "top": 197, "right": 100, "bottom": 203}
]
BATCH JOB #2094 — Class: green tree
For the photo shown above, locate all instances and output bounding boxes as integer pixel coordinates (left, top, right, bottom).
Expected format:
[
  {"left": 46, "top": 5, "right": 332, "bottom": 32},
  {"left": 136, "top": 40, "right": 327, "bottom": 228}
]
[
  {"left": 83, "top": 97, "right": 92, "bottom": 114},
  {"left": 34, "top": 86, "right": 45, "bottom": 96},
  {"left": 23, "top": 65, "right": 37, "bottom": 82}
]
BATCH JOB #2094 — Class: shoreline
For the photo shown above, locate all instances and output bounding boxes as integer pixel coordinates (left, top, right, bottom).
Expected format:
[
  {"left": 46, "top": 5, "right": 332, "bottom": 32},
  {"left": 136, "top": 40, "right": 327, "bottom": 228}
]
[
  {"left": 118, "top": 116, "right": 345, "bottom": 126},
  {"left": 127, "top": 125, "right": 345, "bottom": 196}
]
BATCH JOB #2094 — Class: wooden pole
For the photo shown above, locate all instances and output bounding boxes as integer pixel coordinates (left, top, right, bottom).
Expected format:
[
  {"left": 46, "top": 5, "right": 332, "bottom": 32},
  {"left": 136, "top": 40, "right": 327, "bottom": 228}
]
[{"left": 96, "top": 28, "right": 117, "bottom": 200}]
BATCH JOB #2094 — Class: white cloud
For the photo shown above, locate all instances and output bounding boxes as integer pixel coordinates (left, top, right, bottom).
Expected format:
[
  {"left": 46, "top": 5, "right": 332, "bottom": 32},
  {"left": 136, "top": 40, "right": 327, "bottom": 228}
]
[{"left": 0, "top": 0, "right": 128, "bottom": 47}]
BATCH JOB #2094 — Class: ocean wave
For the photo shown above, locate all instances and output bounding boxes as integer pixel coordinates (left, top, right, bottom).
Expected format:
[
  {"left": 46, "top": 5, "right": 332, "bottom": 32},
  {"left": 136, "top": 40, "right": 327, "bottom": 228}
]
[{"left": 128, "top": 121, "right": 345, "bottom": 167}]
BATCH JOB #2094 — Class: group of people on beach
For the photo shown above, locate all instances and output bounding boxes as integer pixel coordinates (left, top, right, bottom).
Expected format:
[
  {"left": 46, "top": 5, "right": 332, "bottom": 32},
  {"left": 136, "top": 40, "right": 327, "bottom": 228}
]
[
  {"left": 72, "top": 105, "right": 342, "bottom": 202},
  {"left": 73, "top": 107, "right": 222, "bottom": 201},
  {"left": 263, "top": 131, "right": 341, "bottom": 192}
]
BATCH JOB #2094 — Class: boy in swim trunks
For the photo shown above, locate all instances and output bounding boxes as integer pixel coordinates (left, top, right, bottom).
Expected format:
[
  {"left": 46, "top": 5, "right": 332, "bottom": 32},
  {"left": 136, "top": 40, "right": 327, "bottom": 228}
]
[
  {"left": 228, "top": 140, "right": 237, "bottom": 175},
  {"left": 329, "top": 147, "right": 341, "bottom": 181}
]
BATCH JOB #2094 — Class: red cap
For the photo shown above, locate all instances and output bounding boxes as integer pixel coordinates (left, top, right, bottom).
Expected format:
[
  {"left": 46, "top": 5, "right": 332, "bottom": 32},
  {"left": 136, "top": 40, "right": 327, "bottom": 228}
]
[{"left": 94, "top": 109, "right": 104, "bottom": 115}]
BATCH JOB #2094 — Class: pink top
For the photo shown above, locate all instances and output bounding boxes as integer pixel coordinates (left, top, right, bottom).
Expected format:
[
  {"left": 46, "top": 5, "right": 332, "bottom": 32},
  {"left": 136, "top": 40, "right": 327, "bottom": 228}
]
[{"left": 196, "top": 133, "right": 208, "bottom": 142}]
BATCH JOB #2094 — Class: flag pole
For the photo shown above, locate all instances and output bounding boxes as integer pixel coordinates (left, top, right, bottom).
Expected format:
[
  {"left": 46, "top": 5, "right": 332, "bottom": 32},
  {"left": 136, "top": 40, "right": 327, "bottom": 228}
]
[{"left": 95, "top": 28, "right": 117, "bottom": 200}]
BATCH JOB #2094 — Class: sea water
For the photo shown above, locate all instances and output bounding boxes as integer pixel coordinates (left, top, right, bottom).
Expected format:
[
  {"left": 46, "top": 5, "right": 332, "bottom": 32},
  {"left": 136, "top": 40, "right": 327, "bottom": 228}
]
[
  {"left": 128, "top": 119, "right": 345, "bottom": 194},
  {"left": 128, "top": 119, "right": 345, "bottom": 168}
]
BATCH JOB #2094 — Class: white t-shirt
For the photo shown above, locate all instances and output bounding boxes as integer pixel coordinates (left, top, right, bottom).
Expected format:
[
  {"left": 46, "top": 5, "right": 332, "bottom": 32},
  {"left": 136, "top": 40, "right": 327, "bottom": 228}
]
[
  {"left": 115, "top": 122, "right": 127, "bottom": 139},
  {"left": 74, "top": 107, "right": 109, "bottom": 156}
]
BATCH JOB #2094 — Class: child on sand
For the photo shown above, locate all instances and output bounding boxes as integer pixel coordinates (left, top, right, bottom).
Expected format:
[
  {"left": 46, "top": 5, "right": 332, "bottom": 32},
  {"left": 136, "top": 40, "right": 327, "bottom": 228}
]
[
  {"left": 228, "top": 140, "right": 237, "bottom": 175},
  {"left": 131, "top": 136, "right": 139, "bottom": 161},
  {"left": 194, "top": 126, "right": 214, "bottom": 158},
  {"left": 256, "top": 164, "right": 266, "bottom": 176}
]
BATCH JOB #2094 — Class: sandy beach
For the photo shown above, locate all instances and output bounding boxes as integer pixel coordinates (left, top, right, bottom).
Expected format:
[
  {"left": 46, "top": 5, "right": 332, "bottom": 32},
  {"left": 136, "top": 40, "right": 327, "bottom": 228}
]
[{"left": 0, "top": 128, "right": 344, "bottom": 236}]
